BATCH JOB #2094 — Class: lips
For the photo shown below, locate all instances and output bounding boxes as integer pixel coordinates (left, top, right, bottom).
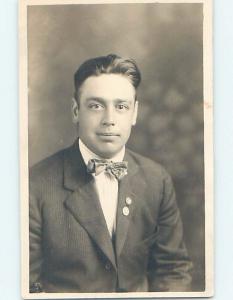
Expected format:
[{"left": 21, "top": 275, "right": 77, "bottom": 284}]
[{"left": 97, "top": 133, "right": 120, "bottom": 136}]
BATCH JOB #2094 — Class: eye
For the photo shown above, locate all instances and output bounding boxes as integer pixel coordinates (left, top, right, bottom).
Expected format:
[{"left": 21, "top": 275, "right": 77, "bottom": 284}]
[
  {"left": 116, "top": 104, "right": 129, "bottom": 111},
  {"left": 88, "top": 103, "right": 104, "bottom": 110}
]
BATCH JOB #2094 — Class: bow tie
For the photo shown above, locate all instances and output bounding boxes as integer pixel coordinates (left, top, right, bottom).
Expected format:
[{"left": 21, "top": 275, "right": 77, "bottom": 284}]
[{"left": 87, "top": 158, "right": 128, "bottom": 180}]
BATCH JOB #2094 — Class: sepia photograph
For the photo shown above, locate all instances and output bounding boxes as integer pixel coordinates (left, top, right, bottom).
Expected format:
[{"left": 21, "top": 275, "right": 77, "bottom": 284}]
[{"left": 19, "top": 0, "right": 213, "bottom": 298}]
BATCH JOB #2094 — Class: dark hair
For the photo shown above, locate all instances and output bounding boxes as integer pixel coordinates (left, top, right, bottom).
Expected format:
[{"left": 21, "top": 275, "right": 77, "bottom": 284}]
[{"left": 74, "top": 54, "right": 141, "bottom": 101}]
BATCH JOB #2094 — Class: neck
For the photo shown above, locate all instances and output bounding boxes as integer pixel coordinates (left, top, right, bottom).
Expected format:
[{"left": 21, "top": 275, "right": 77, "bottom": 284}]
[{"left": 79, "top": 139, "right": 125, "bottom": 165}]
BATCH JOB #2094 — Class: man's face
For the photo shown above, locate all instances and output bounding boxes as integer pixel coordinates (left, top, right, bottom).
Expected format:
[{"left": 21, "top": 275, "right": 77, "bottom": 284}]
[{"left": 73, "top": 74, "right": 138, "bottom": 159}]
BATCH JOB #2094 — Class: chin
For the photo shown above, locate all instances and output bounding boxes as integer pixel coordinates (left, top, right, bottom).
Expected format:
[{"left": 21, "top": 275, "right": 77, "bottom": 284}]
[
  {"left": 98, "top": 151, "right": 117, "bottom": 159},
  {"left": 97, "top": 147, "right": 120, "bottom": 159}
]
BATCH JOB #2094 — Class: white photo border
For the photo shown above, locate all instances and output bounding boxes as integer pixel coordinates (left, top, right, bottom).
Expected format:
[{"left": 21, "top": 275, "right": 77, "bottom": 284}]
[{"left": 19, "top": 0, "right": 213, "bottom": 298}]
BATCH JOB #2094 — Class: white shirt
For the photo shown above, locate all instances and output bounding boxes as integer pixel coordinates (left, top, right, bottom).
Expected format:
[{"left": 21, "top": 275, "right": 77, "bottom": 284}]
[{"left": 79, "top": 139, "right": 125, "bottom": 237}]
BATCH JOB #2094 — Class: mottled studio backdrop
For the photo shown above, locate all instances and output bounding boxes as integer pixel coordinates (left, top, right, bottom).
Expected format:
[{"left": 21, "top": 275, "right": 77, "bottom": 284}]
[{"left": 28, "top": 3, "right": 204, "bottom": 291}]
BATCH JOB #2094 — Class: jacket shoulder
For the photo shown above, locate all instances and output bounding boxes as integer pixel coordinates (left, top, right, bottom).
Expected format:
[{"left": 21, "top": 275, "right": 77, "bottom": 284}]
[
  {"left": 29, "top": 147, "right": 69, "bottom": 183},
  {"left": 126, "top": 148, "right": 172, "bottom": 184},
  {"left": 127, "top": 149, "right": 169, "bottom": 177}
]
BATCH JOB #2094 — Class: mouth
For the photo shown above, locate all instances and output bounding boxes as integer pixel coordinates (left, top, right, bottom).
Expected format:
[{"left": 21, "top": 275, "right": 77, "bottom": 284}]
[{"left": 97, "top": 133, "right": 120, "bottom": 137}]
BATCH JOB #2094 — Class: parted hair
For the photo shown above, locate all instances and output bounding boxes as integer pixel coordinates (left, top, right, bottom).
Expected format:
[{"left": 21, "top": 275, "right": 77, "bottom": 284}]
[{"left": 74, "top": 54, "right": 141, "bottom": 101}]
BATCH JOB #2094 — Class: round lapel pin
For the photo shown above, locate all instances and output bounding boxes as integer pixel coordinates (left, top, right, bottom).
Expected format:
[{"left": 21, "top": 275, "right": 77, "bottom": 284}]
[
  {"left": 125, "top": 197, "right": 132, "bottom": 206},
  {"left": 123, "top": 206, "right": 129, "bottom": 216}
]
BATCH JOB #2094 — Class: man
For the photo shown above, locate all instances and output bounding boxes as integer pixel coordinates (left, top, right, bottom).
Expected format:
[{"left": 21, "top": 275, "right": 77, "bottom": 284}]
[{"left": 29, "top": 54, "right": 192, "bottom": 293}]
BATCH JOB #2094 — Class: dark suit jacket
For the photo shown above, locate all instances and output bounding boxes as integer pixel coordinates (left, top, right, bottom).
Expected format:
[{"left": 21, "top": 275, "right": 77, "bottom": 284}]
[{"left": 29, "top": 141, "right": 192, "bottom": 293}]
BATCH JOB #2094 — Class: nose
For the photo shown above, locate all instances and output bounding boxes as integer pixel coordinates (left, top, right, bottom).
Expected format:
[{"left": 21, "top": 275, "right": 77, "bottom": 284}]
[{"left": 102, "top": 106, "right": 115, "bottom": 126}]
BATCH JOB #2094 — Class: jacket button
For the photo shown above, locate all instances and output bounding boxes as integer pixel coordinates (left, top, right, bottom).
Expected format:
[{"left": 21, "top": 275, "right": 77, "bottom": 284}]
[
  {"left": 122, "top": 206, "right": 129, "bottom": 216},
  {"left": 105, "top": 262, "right": 111, "bottom": 270},
  {"left": 125, "top": 197, "right": 132, "bottom": 206}
]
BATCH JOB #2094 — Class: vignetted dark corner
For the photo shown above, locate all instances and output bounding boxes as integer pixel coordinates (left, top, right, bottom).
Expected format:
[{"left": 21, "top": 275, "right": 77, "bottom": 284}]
[{"left": 28, "top": 3, "right": 204, "bottom": 291}]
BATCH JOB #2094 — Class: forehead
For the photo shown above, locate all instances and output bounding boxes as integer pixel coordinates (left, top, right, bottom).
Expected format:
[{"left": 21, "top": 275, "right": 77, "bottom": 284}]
[{"left": 79, "top": 74, "right": 136, "bottom": 101}]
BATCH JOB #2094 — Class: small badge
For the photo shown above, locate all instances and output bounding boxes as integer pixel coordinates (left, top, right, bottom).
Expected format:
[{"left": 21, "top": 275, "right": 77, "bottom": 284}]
[
  {"left": 125, "top": 197, "right": 132, "bottom": 206},
  {"left": 122, "top": 206, "right": 130, "bottom": 216}
]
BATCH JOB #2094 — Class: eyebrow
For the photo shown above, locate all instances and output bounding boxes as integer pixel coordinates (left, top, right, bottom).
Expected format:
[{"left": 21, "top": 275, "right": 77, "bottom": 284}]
[{"left": 86, "top": 97, "right": 133, "bottom": 104}]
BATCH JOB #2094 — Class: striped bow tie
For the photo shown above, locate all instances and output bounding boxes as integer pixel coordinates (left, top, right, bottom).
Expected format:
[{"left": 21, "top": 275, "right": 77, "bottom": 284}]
[{"left": 87, "top": 158, "right": 128, "bottom": 180}]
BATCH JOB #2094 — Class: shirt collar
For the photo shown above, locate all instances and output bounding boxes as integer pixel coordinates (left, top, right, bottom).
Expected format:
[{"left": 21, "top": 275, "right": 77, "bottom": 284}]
[{"left": 79, "top": 139, "right": 125, "bottom": 166}]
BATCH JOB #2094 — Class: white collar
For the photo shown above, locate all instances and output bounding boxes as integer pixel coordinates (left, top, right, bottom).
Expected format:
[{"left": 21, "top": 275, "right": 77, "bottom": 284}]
[{"left": 79, "top": 139, "right": 125, "bottom": 166}]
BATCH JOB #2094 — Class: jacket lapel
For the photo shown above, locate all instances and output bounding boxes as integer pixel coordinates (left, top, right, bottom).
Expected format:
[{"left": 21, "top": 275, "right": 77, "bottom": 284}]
[
  {"left": 63, "top": 142, "right": 116, "bottom": 269},
  {"left": 115, "top": 150, "right": 139, "bottom": 258}
]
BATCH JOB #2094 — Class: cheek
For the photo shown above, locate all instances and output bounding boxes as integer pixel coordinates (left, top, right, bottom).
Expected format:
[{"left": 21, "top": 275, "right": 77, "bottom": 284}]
[
  {"left": 79, "top": 114, "right": 99, "bottom": 130},
  {"left": 119, "top": 114, "right": 134, "bottom": 129},
  {"left": 120, "top": 121, "right": 133, "bottom": 138}
]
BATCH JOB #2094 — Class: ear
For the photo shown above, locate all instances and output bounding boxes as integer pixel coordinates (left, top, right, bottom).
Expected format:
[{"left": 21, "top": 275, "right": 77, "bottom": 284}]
[
  {"left": 71, "top": 97, "right": 79, "bottom": 123},
  {"left": 132, "top": 100, "right": 138, "bottom": 126}
]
